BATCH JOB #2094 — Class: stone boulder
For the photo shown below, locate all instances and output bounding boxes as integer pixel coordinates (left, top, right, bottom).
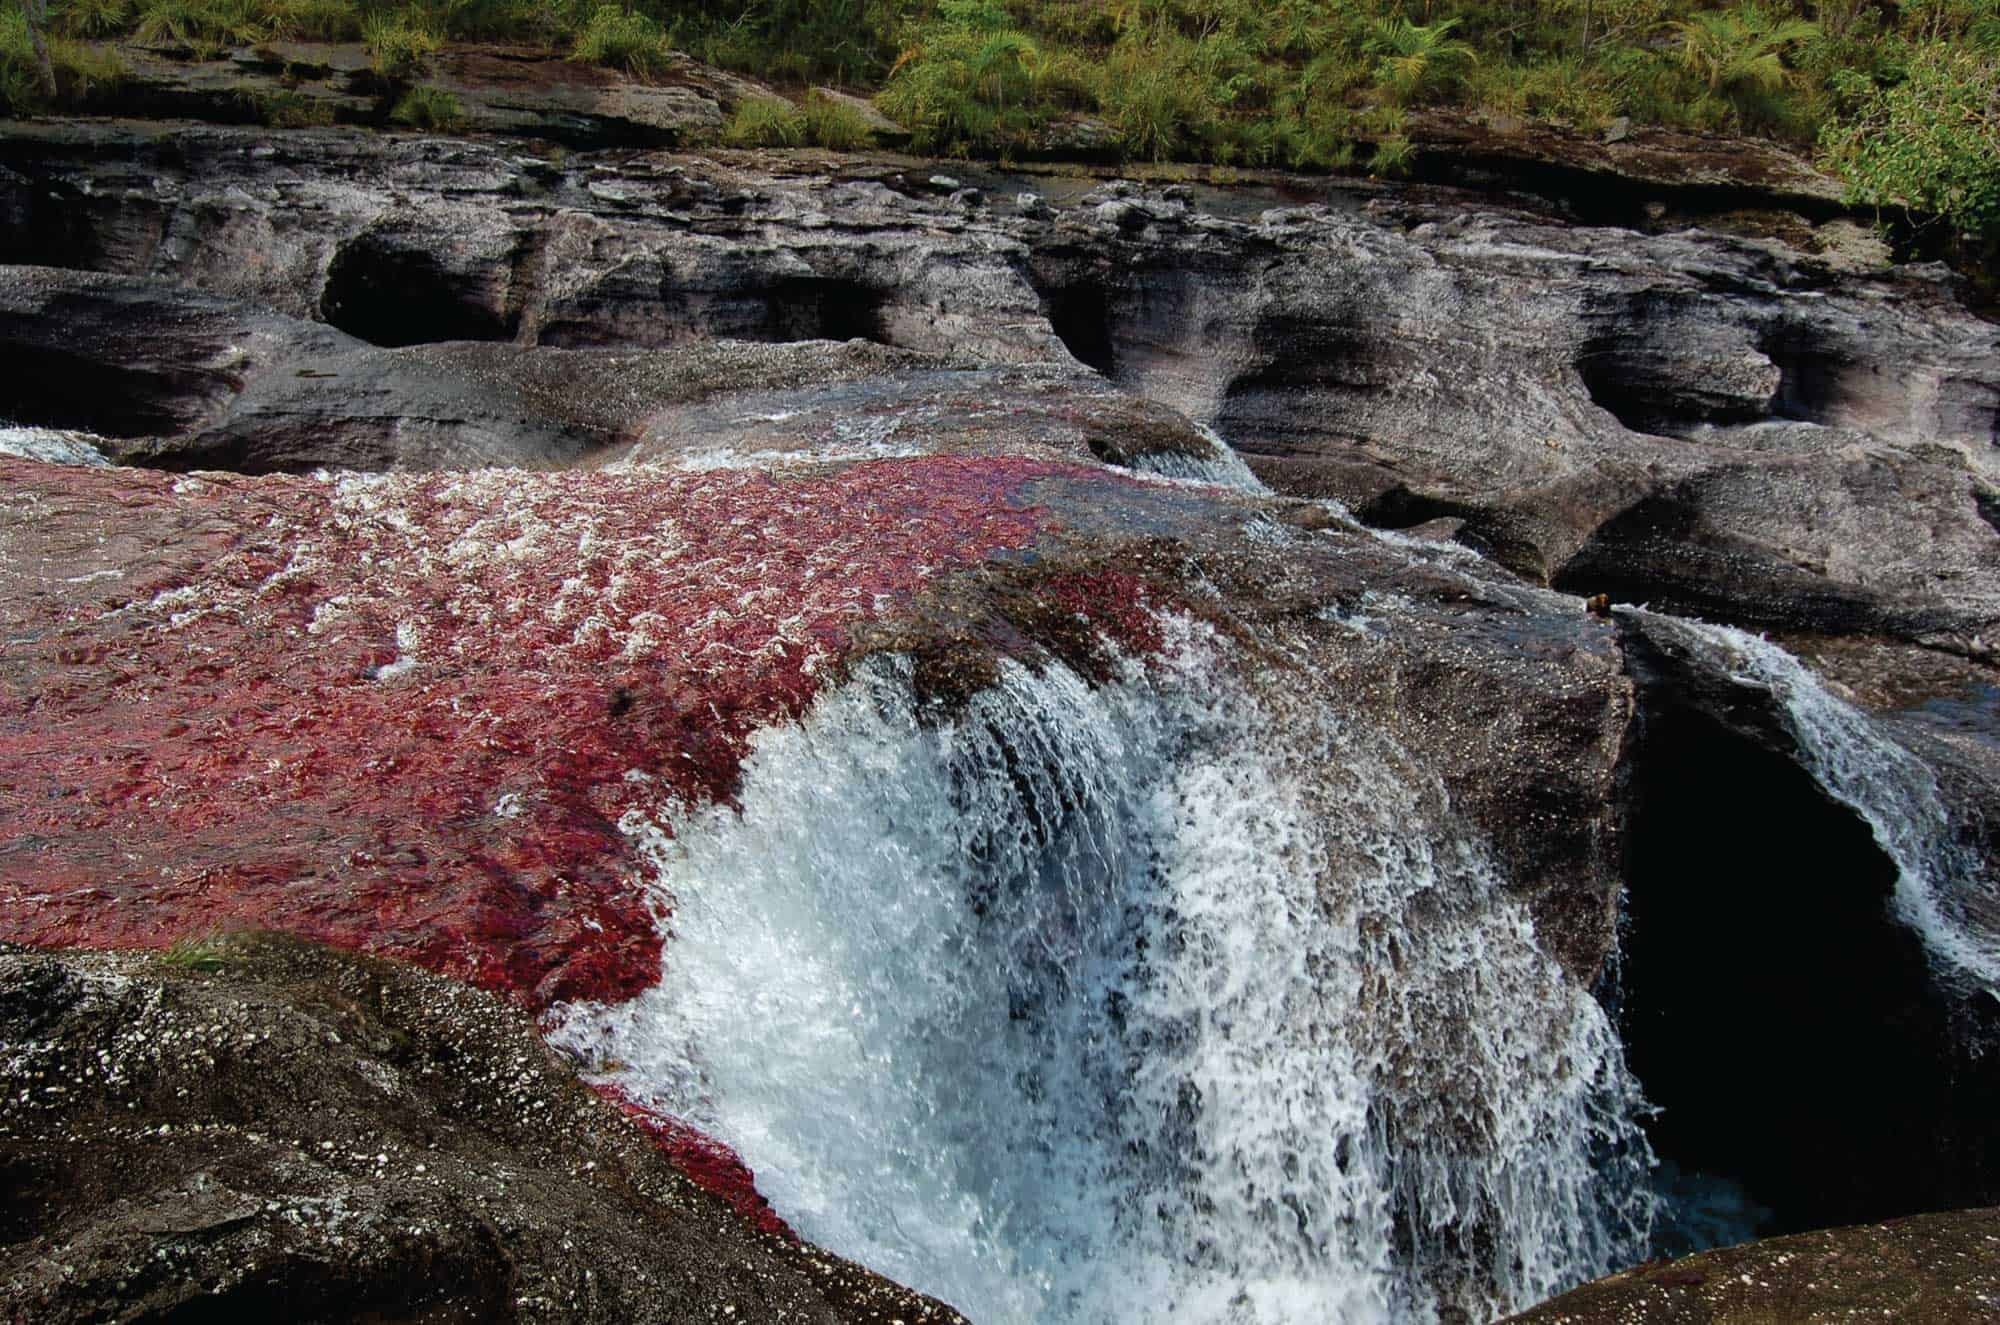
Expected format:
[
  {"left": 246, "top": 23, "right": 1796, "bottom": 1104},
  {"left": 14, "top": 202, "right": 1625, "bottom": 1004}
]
[
  {"left": 1506, "top": 1206, "right": 2000, "bottom": 1324},
  {"left": 0, "top": 938, "right": 963, "bottom": 1323}
]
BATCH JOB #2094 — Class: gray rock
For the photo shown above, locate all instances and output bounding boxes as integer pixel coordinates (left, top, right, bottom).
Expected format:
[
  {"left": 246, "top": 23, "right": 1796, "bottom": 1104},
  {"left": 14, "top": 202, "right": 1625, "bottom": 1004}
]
[{"left": 1, "top": 120, "right": 1993, "bottom": 653}]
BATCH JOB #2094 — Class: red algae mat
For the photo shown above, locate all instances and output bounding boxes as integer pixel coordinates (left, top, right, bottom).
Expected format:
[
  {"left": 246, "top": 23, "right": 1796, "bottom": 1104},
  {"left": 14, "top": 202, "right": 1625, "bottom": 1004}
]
[{"left": 0, "top": 456, "right": 1069, "bottom": 1012}]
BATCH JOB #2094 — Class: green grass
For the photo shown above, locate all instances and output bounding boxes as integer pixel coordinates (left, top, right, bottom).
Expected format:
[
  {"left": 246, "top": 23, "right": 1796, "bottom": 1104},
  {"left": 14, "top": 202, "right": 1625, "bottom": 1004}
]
[
  {"left": 161, "top": 933, "right": 233, "bottom": 973},
  {"left": 390, "top": 80, "right": 462, "bottom": 129},
  {"left": 800, "top": 88, "right": 874, "bottom": 149},
  {"left": 361, "top": 10, "right": 436, "bottom": 76},
  {"left": 243, "top": 83, "right": 335, "bottom": 124},
  {"left": 569, "top": 4, "right": 675, "bottom": 79},
  {"left": 723, "top": 95, "right": 804, "bottom": 146},
  {"left": 6, "top": 0, "right": 1996, "bottom": 241},
  {"left": 3, "top": 8, "right": 125, "bottom": 112}
]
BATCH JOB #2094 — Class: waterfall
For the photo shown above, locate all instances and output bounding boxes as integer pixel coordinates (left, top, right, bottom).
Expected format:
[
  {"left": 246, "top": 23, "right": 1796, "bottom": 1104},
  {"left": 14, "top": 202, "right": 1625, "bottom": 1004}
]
[
  {"left": 1127, "top": 425, "right": 1270, "bottom": 494},
  {"left": 553, "top": 619, "right": 1654, "bottom": 1323},
  {"left": 1629, "top": 612, "right": 2000, "bottom": 995}
]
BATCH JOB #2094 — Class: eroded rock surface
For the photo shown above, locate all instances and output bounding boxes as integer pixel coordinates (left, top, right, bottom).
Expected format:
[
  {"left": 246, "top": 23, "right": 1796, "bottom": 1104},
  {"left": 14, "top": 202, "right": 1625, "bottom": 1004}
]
[
  {"left": 2, "top": 121, "right": 1993, "bottom": 654},
  {"left": 2, "top": 114, "right": 1998, "bottom": 1320},
  {"left": 0, "top": 937, "right": 962, "bottom": 1323}
]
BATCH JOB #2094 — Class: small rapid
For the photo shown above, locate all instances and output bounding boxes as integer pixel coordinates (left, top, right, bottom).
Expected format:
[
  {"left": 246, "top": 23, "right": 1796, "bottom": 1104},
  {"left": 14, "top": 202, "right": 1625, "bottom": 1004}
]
[
  {"left": 1630, "top": 612, "right": 2000, "bottom": 996},
  {"left": 554, "top": 620, "right": 1654, "bottom": 1322}
]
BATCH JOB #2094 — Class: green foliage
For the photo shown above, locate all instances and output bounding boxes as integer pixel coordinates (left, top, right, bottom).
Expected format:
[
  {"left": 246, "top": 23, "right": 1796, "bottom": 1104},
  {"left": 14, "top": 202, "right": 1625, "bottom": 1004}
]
[
  {"left": 0, "top": 11, "right": 41, "bottom": 112},
  {"left": 390, "top": 81, "right": 463, "bottom": 129},
  {"left": 1669, "top": 5, "right": 1819, "bottom": 125},
  {"left": 1820, "top": 42, "right": 2000, "bottom": 239},
  {"left": 1371, "top": 132, "right": 1414, "bottom": 175},
  {"left": 4, "top": 0, "right": 1988, "bottom": 224},
  {"left": 52, "top": 0, "right": 131, "bottom": 38},
  {"left": 1364, "top": 16, "right": 1477, "bottom": 105},
  {"left": 243, "top": 84, "right": 334, "bottom": 124},
  {"left": 569, "top": 5, "right": 675, "bottom": 79},
  {"left": 133, "top": 0, "right": 271, "bottom": 56},
  {"left": 1467, "top": 54, "right": 1619, "bottom": 129},
  {"left": 800, "top": 88, "right": 874, "bottom": 148},
  {"left": 362, "top": 11, "right": 437, "bottom": 76},
  {"left": 878, "top": 0, "right": 1046, "bottom": 154},
  {"left": 693, "top": 0, "right": 899, "bottom": 86},
  {"left": 161, "top": 933, "right": 232, "bottom": 973},
  {"left": 3, "top": 6, "right": 125, "bottom": 109},
  {"left": 266, "top": 0, "right": 359, "bottom": 40},
  {"left": 1100, "top": 32, "right": 1229, "bottom": 160},
  {"left": 723, "top": 94, "right": 806, "bottom": 145}
]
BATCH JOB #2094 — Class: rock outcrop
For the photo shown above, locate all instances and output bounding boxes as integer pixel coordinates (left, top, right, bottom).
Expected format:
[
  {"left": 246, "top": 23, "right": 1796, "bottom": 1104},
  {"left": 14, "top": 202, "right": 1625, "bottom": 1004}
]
[
  {"left": 2, "top": 121, "right": 1993, "bottom": 655},
  {"left": 0, "top": 937, "right": 962, "bottom": 1323},
  {"left": 2, "top": 113, "right": 1997, "bottom": 1320},
  {"left": 1504, "top": 1206, "right": 2000, "bottom": 1324}
]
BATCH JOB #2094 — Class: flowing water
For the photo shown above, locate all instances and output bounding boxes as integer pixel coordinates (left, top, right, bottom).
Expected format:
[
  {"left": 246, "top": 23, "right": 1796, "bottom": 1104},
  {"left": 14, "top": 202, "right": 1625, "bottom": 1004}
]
[
  {"left": 554, "top": 620, "right": 1655, "bottom": 1322},
  {"left": 1631, "top": 611, "right": 2000, "bottom": 995},
  {"left": 0, "top": 426, "right": 109, "bottom": 466},
  {"left": 1126, "top": 425, "right": 1270, "bottom": 493}
]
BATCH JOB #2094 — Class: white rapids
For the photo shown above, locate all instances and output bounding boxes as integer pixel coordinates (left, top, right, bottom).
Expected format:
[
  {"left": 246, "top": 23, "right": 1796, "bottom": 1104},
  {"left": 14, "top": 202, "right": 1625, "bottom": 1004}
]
[
  {"left": 553, "top": 621, "right": 1654, "bottom": 1323},
  {"left": 0, "top": 426, "right": 111, "bottom": 466},
  {"left": 1631, "top": 611, "right": 2000, "bottom": 995}
]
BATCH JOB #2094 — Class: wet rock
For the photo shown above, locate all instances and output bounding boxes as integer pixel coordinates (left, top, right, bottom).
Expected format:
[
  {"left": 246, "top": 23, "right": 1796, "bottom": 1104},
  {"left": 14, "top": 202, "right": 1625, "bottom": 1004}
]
[
  {"left": 611, "top": 362, "right": 1246, "bottom": 477},
  {"left": 0, "top": 265, "right": 358, "bottom": 439},
  {"left": 0, "top": 446, "right": 1637, "bottom": 990},
  {"left": 0, "top": 938, "right": 963, "bottom": 1323},
  {"left": 0, "top": 266, "right": 967, "bottom": 470},
  {"left": 1506, "top": 1206, "right": 2000, "bottom": 1323},
  {"left": 1609, "top": 612, "right": 2000, "bottom": 1234},
  {"left": 4, "top": 127, "right": 1988, "bottom": 660}
]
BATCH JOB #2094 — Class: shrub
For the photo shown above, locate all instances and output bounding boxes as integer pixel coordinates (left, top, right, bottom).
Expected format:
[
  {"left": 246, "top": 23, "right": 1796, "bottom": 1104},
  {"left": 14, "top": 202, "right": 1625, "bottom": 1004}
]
[
  {"left": 161, "top": 933, "right": 231, "bottom": 973},
  {"left": 266, "top": 0, "right": 362, "bottom": 41},
  {"left": 877, "top": 0, "right": 1052, "bottom": 154},
  {"left": 1669, "top": 5, "right": 1819, "bottom": 126},
  {"left": 1364, "top": 16, "right": 1477, "bottom": 105},
  {"left": 133, "top": 0, "right": 270, "bottom": 56},
  {"left": 3, "top": 9, "right": 126, "bottom": 110},
  {"left": 800, "top": 89, "right": 874, "bottom": 149},
  {"left": 1371, "top": 132, "right": 1415, "bottom": 175},
  {"left": 52, "top": 0, "right": 130, "bottom": 38},
  {"left": 0, "top": 11, "right": 43, "bottom": 112},
  {"left": 1469, "top": 54, "right": 1619, "bottom": 129},
  {"left": 723, "top": 94, "right": 806, "bottom": 146},
  {"left": 244, "top": 84, "right": 335, "bottom": 124},
  {"left": 390, "top": 82, "right": 464, "bottom": 129},
  {"left": 362, "top": 11, "right": 437, "bottom": 77},
  {"left": 439, "top": 0, "right": 556, "bottom": 43},
  {"left": 1820, "top": 42, "right": 2000, "bottom": 240},
  {"left": 569, "top": 4, "right": 675, "bottom": 80}
]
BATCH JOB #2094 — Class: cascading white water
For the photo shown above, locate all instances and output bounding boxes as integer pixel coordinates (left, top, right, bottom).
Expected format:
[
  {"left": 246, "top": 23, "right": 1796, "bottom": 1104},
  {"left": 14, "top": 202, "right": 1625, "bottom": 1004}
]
[
  {"left": 1629, "top": 611, "right": 2000, "bottom": 994},
  {"left": 553, "top": 619, "right": 1654, "bottom": 1323},
  {"left": 0, "top": 426, "right": 109, "bottom": 466},
  {"left": 1127, "top": 425, "right": 1270, "bottom": 494}
]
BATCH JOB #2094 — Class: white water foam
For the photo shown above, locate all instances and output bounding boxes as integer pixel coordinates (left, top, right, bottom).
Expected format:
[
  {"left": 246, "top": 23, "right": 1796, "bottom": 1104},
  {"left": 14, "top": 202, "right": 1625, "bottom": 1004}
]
[
  {"left": 1127, "top": 425, "right": 1270, "bottom": 494},
  {"left": 1632, "top": 612, "right": 2000, "bottom": 994},
  {"left": 554, "top": 623, "right": 1653, "bottom": 1322},
  {"left": 0, "top": 426, "right": 110, "bottom": 466}
]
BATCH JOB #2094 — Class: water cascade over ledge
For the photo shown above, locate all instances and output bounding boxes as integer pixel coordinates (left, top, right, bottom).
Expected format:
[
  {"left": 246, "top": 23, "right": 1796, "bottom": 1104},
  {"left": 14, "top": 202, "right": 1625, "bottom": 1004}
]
[
  {"left": 1631, "top": 611, "right": 2000, "bottom": 996},
  {"left": 554, "top": 622, "right": 1656, "bottom": 1323}
]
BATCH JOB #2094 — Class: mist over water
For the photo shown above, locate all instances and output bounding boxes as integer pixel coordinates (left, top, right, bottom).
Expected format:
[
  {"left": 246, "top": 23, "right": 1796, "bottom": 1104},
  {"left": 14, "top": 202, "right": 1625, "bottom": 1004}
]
[{"left": 554, "top": 623, "right": 1655, "bottom": 1322}]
